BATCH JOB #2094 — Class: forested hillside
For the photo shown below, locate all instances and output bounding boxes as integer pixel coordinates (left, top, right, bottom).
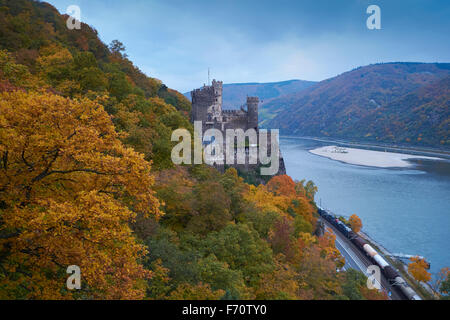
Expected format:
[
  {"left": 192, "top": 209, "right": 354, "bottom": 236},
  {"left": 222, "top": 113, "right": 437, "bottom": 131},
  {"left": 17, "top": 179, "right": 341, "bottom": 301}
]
[
  {"left": 0, "top": 0, "right": 387, "bottom": 300},
  {"left": 265, "top": 62, "right": 450, "bottom": 149}
]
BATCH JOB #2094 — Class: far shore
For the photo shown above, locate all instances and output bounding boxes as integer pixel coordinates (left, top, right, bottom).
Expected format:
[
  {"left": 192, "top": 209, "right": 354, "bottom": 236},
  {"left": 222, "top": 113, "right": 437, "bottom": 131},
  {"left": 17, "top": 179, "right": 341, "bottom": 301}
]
[
  {"left": 309, "top": 145, "right": 444, "bottom": 168},
  {"left": 281, "top": 135, "right": 450, "bottom": 159}
]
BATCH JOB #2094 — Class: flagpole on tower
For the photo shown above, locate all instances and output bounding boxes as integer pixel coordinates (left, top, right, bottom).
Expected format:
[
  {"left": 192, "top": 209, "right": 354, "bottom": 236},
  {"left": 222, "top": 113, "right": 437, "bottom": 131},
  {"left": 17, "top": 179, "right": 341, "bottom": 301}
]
[{"left": 208, "top": 68, "right": 210, "bottom": 86}]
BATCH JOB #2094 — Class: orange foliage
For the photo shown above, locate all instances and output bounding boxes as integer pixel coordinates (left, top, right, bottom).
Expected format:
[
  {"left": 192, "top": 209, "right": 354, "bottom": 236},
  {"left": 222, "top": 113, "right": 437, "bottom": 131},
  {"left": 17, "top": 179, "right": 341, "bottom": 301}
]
[
  {"left": 318, "top": 229, "right": 345, "bottom": 269},
  {"left": 408, "top": 256, "right": 431, "bottom": 283},
  {"left": 266, "top": 174, "right": 296, "bottom": 197},
  {"left": 349, "top": 214, "right": 363, "bottom": 233}
]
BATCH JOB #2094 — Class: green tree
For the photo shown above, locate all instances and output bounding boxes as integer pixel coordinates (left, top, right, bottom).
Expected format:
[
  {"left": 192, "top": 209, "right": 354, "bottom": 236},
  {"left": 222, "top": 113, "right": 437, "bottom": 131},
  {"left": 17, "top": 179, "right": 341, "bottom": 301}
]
[
  {"left": 203, "top": 224, "right": 274, "bottom": 286},
  {"left": 187, "top": 180, "right": 232, "bottom": 234},
  {"left": 109, "top": 39, "right": 127, "bottom": 58},
  {"left": 197, "top": 254, "right": 249, "bottom": 299}
]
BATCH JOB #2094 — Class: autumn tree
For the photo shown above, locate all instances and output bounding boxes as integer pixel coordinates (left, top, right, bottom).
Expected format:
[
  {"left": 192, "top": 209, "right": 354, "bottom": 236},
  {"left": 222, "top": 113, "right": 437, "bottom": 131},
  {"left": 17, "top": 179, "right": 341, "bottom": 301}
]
[
  {"left": 0, "top": 90, "right": 161, "bottom": 299},
  {"left": 295, "top": 179, "right": 318, "bottom": 201},
  {"left": 295, "top": 243, "right": 343, "bottom": 299},
  {"left": 255, "top": 255, "right": 299, "bottom": 300},
  {"left": 266, "top": 174, "right": 296, "bottom": 197},
  {"left": 219, "top": 167, "right": 249, "bottom": 219},
  {"left": 349, "top": 214, "right": 363, "bottom": 233},
  {"left": 187, "top": 180, "right": 232, "bottom": 234},
  {"left": 437, "top": 268, "right": 450, "bottom": 298},
  {"left": 167, "top": 283, "right": 225, "bottom": 300},
  {"left": 268, "top": 217, "right": 295, "bottom": 258},
  {"left": 318, "top": 229, "right": 345, "bottom": 269},
  {"left": 341, "top": 269, "right": 387, "bottom": 300},
  {"left": 146, "top": 259, "right": 172, "bottom": 299},
  {"left": 304, "top": 180, "right": 318, "bottom": 201},
  {"left": 0, "top": 50, "right": 39, "bottom": 90},
  {"left": 153, "top": 167, "right": 194, "bottom": 231},
  {"left": 408, "top": 256, "right": 431, "bottom": 283}
]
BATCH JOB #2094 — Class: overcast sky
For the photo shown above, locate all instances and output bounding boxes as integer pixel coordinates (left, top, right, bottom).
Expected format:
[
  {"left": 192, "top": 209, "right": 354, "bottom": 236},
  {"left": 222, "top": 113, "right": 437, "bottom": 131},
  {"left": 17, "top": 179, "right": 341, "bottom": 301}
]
[{"left": 48, "top": 0, "right": 450, "bottom": 92}]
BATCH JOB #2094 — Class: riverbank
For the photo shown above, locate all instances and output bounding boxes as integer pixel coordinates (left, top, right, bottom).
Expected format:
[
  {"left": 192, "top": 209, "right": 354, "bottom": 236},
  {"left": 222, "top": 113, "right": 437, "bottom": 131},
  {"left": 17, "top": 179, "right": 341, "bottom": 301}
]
[
  {"left": 309, "top": 145, "right": 443, "bottom": 168},
  {"left": 281, "top": 135, "right": 450, "bottom": 158}
]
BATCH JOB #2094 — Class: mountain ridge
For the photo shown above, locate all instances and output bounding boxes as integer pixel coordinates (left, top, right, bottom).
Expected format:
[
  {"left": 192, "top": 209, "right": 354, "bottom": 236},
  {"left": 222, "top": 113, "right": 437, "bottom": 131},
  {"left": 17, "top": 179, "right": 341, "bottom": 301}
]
[{"left": 264, "top": 62, "right": 450, "bottom": 148}]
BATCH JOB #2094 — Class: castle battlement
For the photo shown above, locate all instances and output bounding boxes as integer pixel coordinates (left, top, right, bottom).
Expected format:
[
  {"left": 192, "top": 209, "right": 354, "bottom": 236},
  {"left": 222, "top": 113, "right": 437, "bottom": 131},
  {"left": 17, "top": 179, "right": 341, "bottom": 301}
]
[
  {"left": 222, "top": 109, "right": 246, "bottom": 114},
  {"left": 191, "top": 79, "right": 258, "bottom": 132}
]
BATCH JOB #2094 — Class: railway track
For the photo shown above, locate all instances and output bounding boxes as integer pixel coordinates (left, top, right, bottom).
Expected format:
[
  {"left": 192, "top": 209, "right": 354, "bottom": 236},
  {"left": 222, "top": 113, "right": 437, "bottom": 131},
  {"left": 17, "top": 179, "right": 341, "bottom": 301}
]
[{"left": 321, "top": 218, "right": 404, "bottom": 300}]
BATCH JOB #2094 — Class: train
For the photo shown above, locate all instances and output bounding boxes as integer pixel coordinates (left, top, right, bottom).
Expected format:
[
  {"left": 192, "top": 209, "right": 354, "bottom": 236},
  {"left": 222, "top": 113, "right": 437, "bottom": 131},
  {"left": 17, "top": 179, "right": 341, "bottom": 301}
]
[{"left": 317, "top": 208, "right": 422, "bottom": 300}]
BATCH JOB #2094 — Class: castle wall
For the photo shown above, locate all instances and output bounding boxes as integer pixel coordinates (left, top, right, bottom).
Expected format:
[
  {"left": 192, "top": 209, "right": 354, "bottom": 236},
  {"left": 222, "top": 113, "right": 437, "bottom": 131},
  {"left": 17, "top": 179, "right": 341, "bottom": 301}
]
[
  {"left": 190, "top": 79, "right": 286, "bottom": 178},
  {"left": 191, "top": 86, "right": 215, "bottom": 123},
  {"left": 223, "top": 119, "right": 248, "bottom": 131}
]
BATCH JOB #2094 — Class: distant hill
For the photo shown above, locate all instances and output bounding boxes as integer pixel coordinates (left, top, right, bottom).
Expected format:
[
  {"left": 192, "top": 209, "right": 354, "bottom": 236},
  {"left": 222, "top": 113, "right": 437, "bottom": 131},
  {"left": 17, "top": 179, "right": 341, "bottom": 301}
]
[
  {"left": 184, "top": 79, "right": 316, "bottom": 124},
  {"left": 264, "top": 62, "right": 450, "bottom": 149},
  {"left": 349, "top": 75, "right": 450, "bottom": 147}
]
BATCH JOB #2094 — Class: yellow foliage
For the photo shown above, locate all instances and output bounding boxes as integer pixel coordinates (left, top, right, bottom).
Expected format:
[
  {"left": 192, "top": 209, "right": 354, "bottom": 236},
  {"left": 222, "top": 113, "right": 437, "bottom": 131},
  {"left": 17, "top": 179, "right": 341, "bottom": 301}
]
[
  {"left": 0, "top": 90, "right": 161, "bottom": 299},
  {"left": 408, "top": 256, "right": 431, "bottom": 283},
  {"left": 244, "top": 184, "right": 290, "bottom": 216},
  {"left": 255, "top": 255, "right": 299, "bottom": 299},
  {"left": 349, "top": 214, "right": 362, "bottom": 233}
]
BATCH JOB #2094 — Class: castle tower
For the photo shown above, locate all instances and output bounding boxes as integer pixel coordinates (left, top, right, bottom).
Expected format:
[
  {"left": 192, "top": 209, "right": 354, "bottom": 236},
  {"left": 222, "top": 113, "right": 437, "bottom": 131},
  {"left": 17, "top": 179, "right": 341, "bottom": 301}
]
[
  {"left": 211, "top": 79, "right": 223, "bottom": 113},
  {"left": 191, "top": 79, "right": 223, "bottom": 125},
  {"left": 246, "top": 96, "right": 259, "bottom": 130}
]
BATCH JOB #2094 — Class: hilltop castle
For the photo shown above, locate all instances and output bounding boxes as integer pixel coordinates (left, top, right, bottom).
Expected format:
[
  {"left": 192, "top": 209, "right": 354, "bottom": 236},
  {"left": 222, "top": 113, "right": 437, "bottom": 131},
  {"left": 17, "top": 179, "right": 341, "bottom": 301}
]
[
  {"left": 191, "top": 79, "right": 259, "bottom": 132},
  {"left": 190, "top": 79, "right": 286, "bottom": 178}
]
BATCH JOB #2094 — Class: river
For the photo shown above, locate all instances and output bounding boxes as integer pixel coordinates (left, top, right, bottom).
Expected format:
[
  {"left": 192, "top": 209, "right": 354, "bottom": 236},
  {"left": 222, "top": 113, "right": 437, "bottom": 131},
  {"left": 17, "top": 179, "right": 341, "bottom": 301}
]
[{"left": 280, "top": 136, "right": 450, "bottom": 278}]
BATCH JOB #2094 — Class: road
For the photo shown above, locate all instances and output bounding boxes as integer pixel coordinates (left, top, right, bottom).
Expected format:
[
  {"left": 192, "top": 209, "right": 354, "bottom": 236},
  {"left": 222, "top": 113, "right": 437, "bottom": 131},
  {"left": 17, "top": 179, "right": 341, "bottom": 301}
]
[{"left": 320, "top": 218, "right": 403, "bottom": 300}]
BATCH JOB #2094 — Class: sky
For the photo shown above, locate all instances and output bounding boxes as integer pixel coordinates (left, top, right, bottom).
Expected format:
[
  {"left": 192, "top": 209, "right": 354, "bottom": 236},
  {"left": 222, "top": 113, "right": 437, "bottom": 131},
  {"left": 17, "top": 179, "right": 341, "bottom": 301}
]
[{"left": 48, "top": 0, "right": 450, "bottom": 92}]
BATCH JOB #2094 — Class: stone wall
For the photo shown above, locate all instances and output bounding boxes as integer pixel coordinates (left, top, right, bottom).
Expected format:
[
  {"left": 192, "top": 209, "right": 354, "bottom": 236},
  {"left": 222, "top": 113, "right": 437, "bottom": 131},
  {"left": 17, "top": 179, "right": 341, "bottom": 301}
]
[{"left": 190, "top": 79, "right": 286, "bottom": 179}]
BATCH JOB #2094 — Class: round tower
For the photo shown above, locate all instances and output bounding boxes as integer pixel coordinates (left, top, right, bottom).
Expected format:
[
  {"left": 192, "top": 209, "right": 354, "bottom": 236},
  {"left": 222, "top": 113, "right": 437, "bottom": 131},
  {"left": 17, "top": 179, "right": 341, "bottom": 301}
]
[{"left": 246, "top": 96, "right": 259, "bottom": 130}]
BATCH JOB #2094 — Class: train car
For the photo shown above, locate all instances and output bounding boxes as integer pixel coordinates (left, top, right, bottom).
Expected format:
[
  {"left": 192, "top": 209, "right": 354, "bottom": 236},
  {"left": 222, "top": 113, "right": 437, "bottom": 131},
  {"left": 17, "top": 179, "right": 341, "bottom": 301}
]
[
  {"left": 331, "top": 218, "right": 340, "bottom": 228},
  {"left": 320, "top": 211, "right": 422, "bottom": 301},
  {"left": 342, "top": 225, "right": 352, "bottom": 238},
  {"left": 348, "top": 230, "right": 356, "bottom": 239},
  {"left": 364, "top": 245, "right": 422, "bottom": 300},
  {"left": 317, "top": 208, "right": 422, "bottom": 301},
  {"left": 337, "top": 222, "right": 352, "bottom": 238},
  {"left": 351, "top": 236, "right": 367, "bottom": 250},
  {"left": 363, "top": 244, "right": 378, "bottom": 258},
  {"left": 383, "top": 265, "right": 399, "bottom": 280},
  {"left": 394, "top": 276, "right": 422, "bottom": 300},
  {"left": 373, "top": 254, "right": 389, "bottom": 269}
]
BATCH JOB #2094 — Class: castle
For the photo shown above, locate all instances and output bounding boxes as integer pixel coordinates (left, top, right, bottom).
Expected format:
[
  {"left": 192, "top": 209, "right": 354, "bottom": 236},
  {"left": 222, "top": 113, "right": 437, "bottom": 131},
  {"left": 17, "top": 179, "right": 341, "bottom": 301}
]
[
  {"left": 191, "top": 79, "right": 259, "bottom": 132},
  {"left": 190, "top": 79, "right": 286, "bottom": 178}
]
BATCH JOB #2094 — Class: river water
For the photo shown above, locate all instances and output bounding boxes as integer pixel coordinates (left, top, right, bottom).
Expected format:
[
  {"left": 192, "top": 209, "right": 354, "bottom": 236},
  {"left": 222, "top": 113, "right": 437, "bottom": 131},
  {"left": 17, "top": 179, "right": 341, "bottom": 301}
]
[{"left": 280, "top": 137, "right": 450, "bottom": 278}]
